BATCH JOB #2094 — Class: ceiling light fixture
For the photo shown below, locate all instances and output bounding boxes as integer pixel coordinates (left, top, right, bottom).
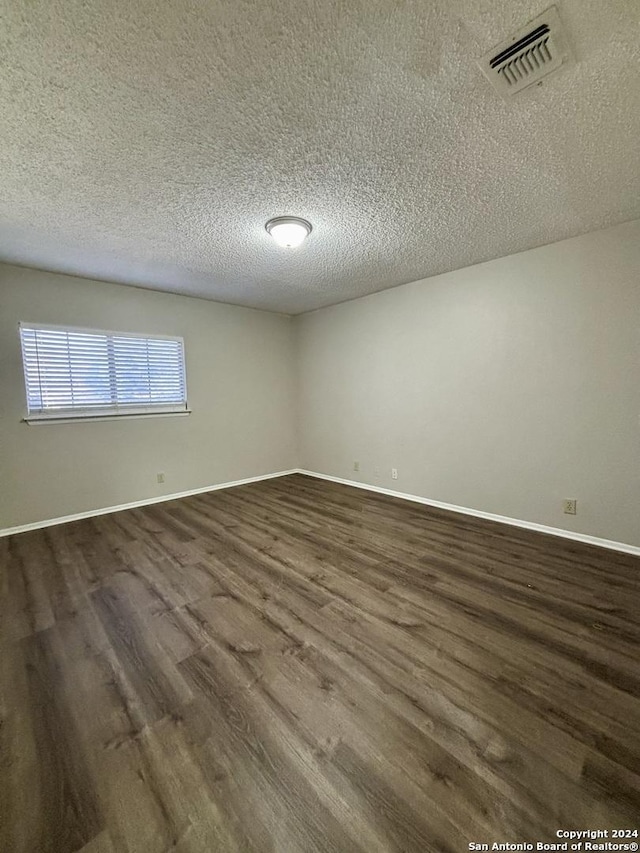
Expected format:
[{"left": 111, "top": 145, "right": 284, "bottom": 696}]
[{"left": 265, "top": 216, "right": 312, "bottom": 248}]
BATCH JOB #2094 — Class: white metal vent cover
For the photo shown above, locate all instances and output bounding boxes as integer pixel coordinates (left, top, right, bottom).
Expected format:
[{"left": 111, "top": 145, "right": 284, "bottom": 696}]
[{"left": 478, "top": 6, "right": 571, "bottom": 96}]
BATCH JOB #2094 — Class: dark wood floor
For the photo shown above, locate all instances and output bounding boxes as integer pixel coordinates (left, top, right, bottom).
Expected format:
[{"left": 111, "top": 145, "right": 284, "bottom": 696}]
[{"left": 1, "top": 474, "right": 639, "bottom": 852}]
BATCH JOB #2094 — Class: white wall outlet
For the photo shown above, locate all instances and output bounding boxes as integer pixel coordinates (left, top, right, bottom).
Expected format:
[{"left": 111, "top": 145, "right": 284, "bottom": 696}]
[
  {"left": 157, "top": 472, "right": 165, "bottom": 484},
  {"left": 563, "top": 499, "right": 577, "bottom": 515},
  {"left": 353, "top": 461, "right": 360, "bottom": 472},
  {"left": 373, "top": 466, "right": 380, "bottom": 479},
  {"left": 391, "top": 468, "right": 398, "bottom": 480}
]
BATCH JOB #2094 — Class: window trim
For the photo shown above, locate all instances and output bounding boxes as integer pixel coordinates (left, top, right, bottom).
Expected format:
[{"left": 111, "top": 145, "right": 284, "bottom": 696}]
[
  {"left": 23, "top": 410, "right": 192, "bottom": 425},
  {"left": 19, "top": 321, "right": 190, "bottom": 423}
]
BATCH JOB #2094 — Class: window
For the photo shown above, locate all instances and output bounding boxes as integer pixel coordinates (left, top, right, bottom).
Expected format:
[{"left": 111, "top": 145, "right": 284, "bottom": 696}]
[{"left": 20, "top": 323, "right": 188, "bottom": 422}]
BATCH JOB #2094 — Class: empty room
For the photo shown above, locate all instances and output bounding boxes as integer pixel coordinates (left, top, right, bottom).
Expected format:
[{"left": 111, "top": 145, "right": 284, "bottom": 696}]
[{"left": 1, "top": 1, "right": 639, "bottom": 851}]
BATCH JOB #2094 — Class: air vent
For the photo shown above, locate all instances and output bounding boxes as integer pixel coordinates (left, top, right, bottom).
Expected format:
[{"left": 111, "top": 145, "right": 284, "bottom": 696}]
[{"left": 478, "top": 6, "right": 570, "bottom": 96}]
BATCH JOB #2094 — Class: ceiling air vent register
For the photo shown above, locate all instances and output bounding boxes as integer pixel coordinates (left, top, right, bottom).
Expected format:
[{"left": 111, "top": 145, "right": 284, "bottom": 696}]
[{"left": 478, "top": 6, "right": 571, "bottom": 96}]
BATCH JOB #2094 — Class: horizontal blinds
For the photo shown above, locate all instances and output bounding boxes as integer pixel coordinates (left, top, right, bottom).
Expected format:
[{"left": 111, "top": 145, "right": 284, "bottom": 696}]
[{"left": 20, "top": 325, "right": 187, "bottom": 417}]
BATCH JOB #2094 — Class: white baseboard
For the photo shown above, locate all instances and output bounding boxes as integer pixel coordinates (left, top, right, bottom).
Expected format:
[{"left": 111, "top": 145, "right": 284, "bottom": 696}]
[
  {"left": 0, "top": 470, "right": 298, "bottom": 538},
  {"left": 297, "top": 470, "right": 640, "bottom": 558},
  {"left": 4, "top": 467, "right": 639, "bottom": 557}
]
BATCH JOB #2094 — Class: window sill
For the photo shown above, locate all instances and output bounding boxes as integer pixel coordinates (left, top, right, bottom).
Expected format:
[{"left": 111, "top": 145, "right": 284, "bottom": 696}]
[{"left": 23, "top": 410, "right": 192, "bottom": 425}]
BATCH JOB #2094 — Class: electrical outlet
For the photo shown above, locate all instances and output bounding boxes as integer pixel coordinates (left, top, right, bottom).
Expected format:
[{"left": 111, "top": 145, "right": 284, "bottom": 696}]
[
  {"left": 157, "top": 472, "right": 165, "bottom": 484},
  {"left": 563, "top": 499, "right": 577, "bottom": 515},
  {"left": 373, "top": 466, "right": 380, "bottom": 479},
  {"left": 353, "top": 461, "right": 360, "bottom": 472},
  {"left": 391, "top": 468, "right": 398, "bottom": 480}
]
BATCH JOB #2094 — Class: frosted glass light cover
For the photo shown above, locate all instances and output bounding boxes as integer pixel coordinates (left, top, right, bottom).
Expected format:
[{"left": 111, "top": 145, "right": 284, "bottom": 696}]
[{"left": 265, "top": 217, "right": 311, "bottom": 248}]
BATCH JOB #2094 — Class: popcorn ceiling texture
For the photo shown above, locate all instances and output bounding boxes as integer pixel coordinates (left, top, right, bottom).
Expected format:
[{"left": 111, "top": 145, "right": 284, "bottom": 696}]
[{"left": 0, "top": 0, "right": 639, "bottom": 314}]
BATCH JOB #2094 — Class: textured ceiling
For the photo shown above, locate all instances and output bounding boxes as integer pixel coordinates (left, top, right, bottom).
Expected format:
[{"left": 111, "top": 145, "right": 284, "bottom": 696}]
[{"left": 0, "top": 0, "right": 639, "bottom": 314}]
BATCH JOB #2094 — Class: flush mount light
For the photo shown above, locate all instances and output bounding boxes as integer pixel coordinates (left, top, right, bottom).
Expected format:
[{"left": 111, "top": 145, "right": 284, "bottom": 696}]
[{"left": 265, "top": 216, "right": 312, "bottom": 248}]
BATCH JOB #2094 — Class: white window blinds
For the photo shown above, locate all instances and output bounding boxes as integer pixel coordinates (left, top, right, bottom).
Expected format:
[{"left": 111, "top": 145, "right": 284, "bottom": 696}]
[{"left": 20, "top": 323, "right": 188, "bottom": 420}]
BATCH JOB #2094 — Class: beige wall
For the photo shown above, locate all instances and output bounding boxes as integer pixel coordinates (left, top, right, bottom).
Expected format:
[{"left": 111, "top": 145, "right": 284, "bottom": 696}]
[
  {"left": 296, "top": 220, "right": 640, "bottom": 548},
  {"left": 0, "top": 265, "right": 297, "bottom": 529}
]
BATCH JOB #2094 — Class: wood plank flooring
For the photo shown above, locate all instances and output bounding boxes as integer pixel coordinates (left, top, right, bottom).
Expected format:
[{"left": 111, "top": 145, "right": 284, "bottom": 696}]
[{"left": 1, "top": 473, "right": 639, "bottom": 852}]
